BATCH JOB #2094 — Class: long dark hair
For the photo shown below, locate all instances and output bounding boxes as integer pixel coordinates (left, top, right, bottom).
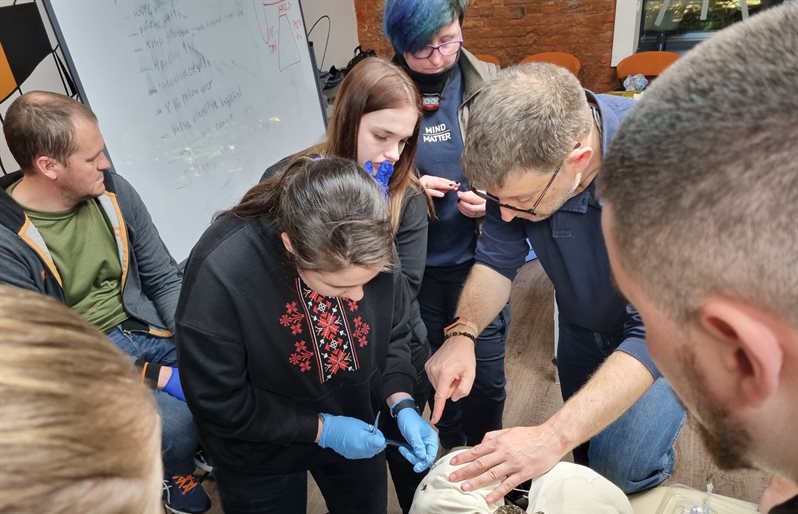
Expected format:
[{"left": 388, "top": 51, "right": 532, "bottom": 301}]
[
  {"left": 224, "top": 156, "right": 393, "bottom": 272},
  {"left": 324, "top": 56, "right": 432, "bottom": 232}
]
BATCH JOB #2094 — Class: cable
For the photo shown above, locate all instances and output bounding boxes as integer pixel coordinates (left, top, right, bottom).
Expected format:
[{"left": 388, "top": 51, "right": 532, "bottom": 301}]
[{"left": 307, "top": 15, "right": 331, "bottom": 72}]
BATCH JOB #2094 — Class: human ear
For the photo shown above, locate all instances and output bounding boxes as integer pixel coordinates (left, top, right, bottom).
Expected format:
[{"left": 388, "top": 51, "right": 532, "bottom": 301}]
[
  {"left": 698, "top": 299, "right": 783, "bottom": 407},
  {"left": 34, "top": 155, "right": 60, "bottom": 180},
  {"left": 280, "top": 232, "right": 294, "bottom": 254},
  {"left": 568, "top": 145, "right": 593, "bottom": 174}
]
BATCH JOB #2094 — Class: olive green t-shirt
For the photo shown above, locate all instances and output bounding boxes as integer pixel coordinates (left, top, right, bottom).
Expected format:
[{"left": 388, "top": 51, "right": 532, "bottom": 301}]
[{"left": 23, "top": 198, "right": 128, "bottom": 332}]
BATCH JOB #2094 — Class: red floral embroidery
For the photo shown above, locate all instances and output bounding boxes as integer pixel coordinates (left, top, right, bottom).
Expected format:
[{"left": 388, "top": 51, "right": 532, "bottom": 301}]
[
  {"left": 326, "top": 347, "right": 351, "bottom": 374},
  {"left": 352, "top": 316, "right": 370, "bottom": 348},
  {"left": 282, "top": 278, "right": 370, "bottom": 382},
  {"left": 279, "top": 302, "right": 304, "bottom": 335},
  {"left": 288, "top": 340, "right": 313, "bottom": 373},
  {"left": 317, "top": 311, "right": 340, "bottom": 340}
]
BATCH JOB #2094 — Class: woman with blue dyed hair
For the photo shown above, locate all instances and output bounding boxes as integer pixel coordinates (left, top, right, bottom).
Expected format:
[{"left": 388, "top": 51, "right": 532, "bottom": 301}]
[{"left": 383, "top": 0, "right": 511, "bottom": 474}]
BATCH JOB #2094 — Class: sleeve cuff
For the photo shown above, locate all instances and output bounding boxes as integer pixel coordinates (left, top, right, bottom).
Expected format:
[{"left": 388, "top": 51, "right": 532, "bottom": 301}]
[
  {"left": 382, "top": 373, "right": 416, "bottom": 403},
  {"left": 615, "top": 337, "right": 661, "bottom": 380},
  {"left": 295, "top": 411, "right": 323, "bottom": 444}
]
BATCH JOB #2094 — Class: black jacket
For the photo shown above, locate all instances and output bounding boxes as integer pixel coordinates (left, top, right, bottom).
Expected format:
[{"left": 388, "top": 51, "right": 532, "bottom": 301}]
[{"left": 175, "top": 213, "right": 415, "bottom": 472}]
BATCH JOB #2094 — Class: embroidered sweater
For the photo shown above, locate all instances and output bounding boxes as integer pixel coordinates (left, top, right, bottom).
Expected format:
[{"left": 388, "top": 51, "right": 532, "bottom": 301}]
[{"left": 175, "top": 213, "right": 415, "bottom": 472}]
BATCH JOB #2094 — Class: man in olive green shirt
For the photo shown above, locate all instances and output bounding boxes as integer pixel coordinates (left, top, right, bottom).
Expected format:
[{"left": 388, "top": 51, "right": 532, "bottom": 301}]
[{"left": 0, "top": 91, "right": 210, "bottom": 514}]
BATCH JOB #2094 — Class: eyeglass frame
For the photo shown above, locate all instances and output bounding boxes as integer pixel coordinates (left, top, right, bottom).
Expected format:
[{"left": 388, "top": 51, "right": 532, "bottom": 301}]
[
  {"left": 470, "top": 142, "right": 581, "bottom": 217},
  {"left": 408, "top": 32, "right": 463, "bottom": 60}
]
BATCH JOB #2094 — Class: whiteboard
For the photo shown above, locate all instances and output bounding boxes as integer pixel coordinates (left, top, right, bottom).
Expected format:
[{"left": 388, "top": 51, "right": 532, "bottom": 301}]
[{"left": 44, "top": 0, "right": 326, "bottom": 261}]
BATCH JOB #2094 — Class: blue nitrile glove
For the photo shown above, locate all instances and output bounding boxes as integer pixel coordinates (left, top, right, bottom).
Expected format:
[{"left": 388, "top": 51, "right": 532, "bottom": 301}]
[
  {"left": 364, "top": 160, "right": 394, "bottom": 198},
  {"left": 162, "top": 367, "right": 186, "bottom": 402},
  {"left": 396, "top": 406, "right": 439, "bottom": 472},
  {"left": 318, "top": 413, "right": 387, "bottom": 459}
]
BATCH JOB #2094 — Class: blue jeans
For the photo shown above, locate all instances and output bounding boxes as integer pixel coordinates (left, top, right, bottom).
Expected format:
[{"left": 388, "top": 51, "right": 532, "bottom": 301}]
[
  {"left": 557, "top": 316, "right": 686, "bottom": 494},
  {"left": 420, "top": 261, "right": 510, "bottom": 448},
  {"left": 106, "top": 325, "right": 198, "bottom": 475}
]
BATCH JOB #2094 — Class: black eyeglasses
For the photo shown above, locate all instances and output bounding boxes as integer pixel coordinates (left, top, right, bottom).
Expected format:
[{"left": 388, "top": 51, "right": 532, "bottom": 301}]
[{"left": 471, "top": 143, "right": 580, "bottom": 217}]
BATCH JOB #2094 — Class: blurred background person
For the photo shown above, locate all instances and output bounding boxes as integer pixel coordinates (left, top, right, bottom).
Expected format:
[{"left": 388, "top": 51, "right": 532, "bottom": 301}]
[{"left": 0, "top": 285, "right": 162, "bottom": 514}]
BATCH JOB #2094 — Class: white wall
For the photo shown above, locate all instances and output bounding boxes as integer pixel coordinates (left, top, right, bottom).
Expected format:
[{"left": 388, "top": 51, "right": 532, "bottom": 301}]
[
  {"left": 301, "top": 0, "right": 360, "bottom": 71},
  {"left": 612, "top": 0, "right": 643, "bottom": 66}
]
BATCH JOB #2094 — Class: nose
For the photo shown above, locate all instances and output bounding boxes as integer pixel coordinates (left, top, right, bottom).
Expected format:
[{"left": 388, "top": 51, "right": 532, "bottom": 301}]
[
  {"left": 384, "top": 143, "right": 401, "bottom": 164},
  {"left": 428, "top": 49, "right": 444, "bottom": 67},
  {"left": 499, "top": 206, "right": 518, "bottom": 222},
  {"left": 343, "top": 286, "right": 365, "bottom": 302},
  {"left": 98, "top": 152, "right": 111, "bottom": 170}
]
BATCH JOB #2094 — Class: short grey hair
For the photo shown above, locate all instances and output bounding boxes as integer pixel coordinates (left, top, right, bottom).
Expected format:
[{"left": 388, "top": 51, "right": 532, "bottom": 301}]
[
  {"left": 462, "top": 63, "right": 592, "bottom": 190},
  {"left": 599, "top": 2, "right": 798, "bottom": 326}
]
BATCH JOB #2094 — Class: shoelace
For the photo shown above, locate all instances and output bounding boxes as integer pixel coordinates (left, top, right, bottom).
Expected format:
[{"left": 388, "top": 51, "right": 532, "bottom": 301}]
[{"left": 172, "top": 474, "right": 199, "bottom": 495}]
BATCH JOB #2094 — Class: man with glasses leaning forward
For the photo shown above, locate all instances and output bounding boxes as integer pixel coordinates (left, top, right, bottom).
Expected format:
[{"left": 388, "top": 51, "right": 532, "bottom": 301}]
[{"left": 424, "top": 63, "right": 686, "bottom": 502}]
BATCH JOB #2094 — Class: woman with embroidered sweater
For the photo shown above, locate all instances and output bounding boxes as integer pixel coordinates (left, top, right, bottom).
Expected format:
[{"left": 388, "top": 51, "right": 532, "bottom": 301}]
[
  {"left": 175, "top": 157, "right": 438, "bottom": 513},
  {"left": 262, "top": 56, "right": 434, "bottom": 512}
]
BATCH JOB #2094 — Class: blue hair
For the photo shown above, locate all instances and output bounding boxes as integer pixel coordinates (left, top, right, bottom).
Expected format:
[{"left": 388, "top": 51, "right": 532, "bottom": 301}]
[{"left": 383, "top": 0, "right": 468, "bottom": 54}]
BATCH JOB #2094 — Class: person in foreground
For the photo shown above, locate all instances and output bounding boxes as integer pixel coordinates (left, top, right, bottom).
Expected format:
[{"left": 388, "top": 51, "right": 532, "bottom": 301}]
[
  {"left": 0, "top": 285, "right": 162, "bottom": 514},
  {"left": 424, "top": 60, "right": 685, "bottom": 501},
  {"left": 0, "top": 91, "right": 209, "bottom": 513},
  {"left": 599, "top": 3, "right": 798, "bottom": 513},
  {"left": 176, "top": 156, "right": 438, "bottom": 514},
  {"left": 263, "top": 56, "right": 434, "bottom": 512}
]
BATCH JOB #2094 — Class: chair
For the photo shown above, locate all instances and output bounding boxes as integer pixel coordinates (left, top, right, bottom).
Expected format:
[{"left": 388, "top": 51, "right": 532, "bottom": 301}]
[
  {"left": 520, "top": 52, "right": 581, "bottom": 77},
  {"left": 474, "top": 53, "right": 501, "bottom": 66},
  {"left": 616, "top": 50, "right": 680, "bottom": 82}
]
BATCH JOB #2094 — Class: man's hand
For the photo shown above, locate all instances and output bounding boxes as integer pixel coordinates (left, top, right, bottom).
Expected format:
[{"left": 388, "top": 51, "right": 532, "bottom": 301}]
[
  {"left": 760, "top": 475, "right": 798, "bottom": 513},
  {"left": 419, "top": 174, "right": 460, "bottom": 199},
  {"left": 425, "top": 335, "right": 476, "bottom": 424},
  {"left": 447, "top": 425, "right": 567, "bottom": 505},
  {"left": 162, "top": 367, "right": 186, "bottom": 402},
  {"left": 456, "top": 190, "right": 486, "bottom": 218}
]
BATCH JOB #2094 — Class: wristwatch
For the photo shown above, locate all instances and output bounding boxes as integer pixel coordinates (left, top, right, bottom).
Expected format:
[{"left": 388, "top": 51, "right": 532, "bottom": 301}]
[{"left": 390, "top": 398, "right": 418, "bottom": 418}]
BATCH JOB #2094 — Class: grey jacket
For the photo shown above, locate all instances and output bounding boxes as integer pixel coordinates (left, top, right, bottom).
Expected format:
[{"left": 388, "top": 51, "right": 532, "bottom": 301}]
[
  {"left": 457, "top": 48, "right": 500, "bottom": 138},
  {"left": 0, "top": 171, "right": 182, "bottom": 335}
]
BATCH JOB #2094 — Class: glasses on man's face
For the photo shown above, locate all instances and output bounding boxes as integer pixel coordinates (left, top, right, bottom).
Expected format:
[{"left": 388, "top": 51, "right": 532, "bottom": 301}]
[
  {"left": 471, "top": 143, "right": 580, "bottom": 217},
  {"left": 409, "top": 33, "right": 463, "bottom": 60}
]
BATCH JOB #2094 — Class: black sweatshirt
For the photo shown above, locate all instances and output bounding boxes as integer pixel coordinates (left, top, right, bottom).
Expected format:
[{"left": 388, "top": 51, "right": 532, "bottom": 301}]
[{"left": 175, "top": 213, "right": 415, "bottom": 473}]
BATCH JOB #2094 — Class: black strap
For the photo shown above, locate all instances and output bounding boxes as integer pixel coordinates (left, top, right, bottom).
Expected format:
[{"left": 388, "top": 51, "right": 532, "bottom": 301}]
[
  {"left": 120, "top": 318, "right": 148, "bottom": 332},
  {"left": 390, "top": 398, "right": 418, "bottom": 418}
]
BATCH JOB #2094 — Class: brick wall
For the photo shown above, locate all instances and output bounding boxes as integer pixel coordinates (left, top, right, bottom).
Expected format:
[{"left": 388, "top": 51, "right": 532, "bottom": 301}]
[{"left": 354, "top": 0, "right": 619, "bottom": 93}]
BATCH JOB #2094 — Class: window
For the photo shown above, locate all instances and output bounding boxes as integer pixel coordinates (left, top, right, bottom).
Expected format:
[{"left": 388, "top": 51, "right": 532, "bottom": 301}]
[{"left": 638, "top": 0, "right": 786, "bottom": 51}]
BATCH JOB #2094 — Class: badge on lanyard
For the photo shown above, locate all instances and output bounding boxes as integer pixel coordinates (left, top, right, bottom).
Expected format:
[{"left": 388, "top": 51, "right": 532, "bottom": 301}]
[{"left": 422, "top": 94, "right": 440, "bottom": 112}]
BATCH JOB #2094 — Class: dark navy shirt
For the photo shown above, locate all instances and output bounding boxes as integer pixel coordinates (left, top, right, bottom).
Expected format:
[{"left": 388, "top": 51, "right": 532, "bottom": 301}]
[
  {"left": 415, "top": 64, "right": 478, "bottom": 267},
  {"left": 475, "top": 91, "right": 660, "bottom": 378}
]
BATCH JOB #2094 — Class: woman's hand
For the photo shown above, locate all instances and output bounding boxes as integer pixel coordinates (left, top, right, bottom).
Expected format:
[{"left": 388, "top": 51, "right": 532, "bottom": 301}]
[
  {"left": 419, "top": 174, "right": 460, "bottom": 199},
  {"left": 317, "top": 413, "right": 387, "bottom": 459}
]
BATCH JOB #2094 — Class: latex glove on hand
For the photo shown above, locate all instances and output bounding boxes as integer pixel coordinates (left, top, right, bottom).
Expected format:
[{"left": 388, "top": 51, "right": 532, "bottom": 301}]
[
  {"left": 364, "top": 160, "right": 394, "bottom": 198},
  {"left": 318, "top": 413, "right": 387, "bottom": 459},
  {"left": 162, "top": 367, "right": 186, "bottom": 401},
  {"left": 395, "top": 401, "right": 439, "bottom": 472}
]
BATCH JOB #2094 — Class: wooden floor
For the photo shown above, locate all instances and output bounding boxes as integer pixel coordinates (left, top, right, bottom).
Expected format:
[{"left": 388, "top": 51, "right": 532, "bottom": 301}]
[{"left": 201, "top": 259, "right": 769, "bottom": 513}]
